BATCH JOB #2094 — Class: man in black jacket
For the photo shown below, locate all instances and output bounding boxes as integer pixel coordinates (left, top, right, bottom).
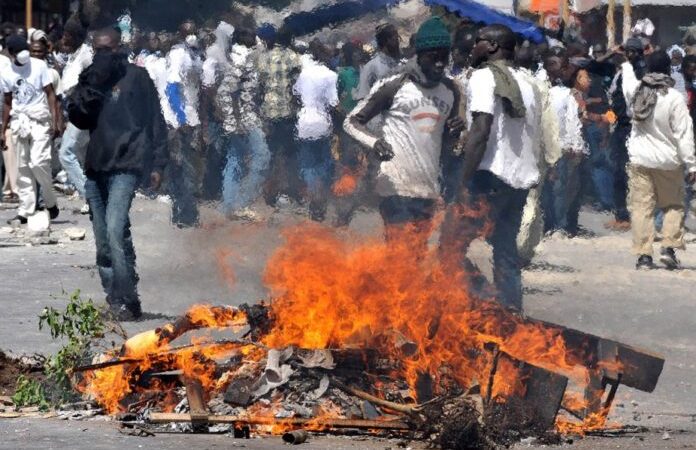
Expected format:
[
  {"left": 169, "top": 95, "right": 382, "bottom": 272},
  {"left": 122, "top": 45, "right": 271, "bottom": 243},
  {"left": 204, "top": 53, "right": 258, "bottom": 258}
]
[
  {"left": 71, "top": 27, "right": 168, "bottom": 320},
  {"left": 607, "top": 38, "right": 647, "bottom": 231}
]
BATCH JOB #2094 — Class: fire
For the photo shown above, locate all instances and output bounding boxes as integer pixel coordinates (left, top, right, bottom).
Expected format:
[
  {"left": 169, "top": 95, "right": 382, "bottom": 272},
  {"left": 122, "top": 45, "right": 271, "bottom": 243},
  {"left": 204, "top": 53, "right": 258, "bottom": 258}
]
[
  {"left": 261, "top": 222, "right": 580, "bottom": 396},
  {"left": 78, "top": 305, "right": 250, "bottom": 413},
  {"left": 555, "top": 412, "right": 621, "bottom": 435},
  {"left": 79, "top": 218, "right": 626, "bottom": 436},
  {"left": 332, "top": 168, "right": 360, "bottom": 196}
]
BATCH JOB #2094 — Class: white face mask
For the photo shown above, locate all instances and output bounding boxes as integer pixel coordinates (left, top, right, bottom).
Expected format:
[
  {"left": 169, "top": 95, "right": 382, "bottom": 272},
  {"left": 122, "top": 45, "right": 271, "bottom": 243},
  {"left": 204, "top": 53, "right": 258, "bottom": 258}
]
[
  {"left": 15, "top": 50, "right": 30, "bottom": 66},
  {"left": 185, "top": 34, "right": 198, "bottom": 48}
]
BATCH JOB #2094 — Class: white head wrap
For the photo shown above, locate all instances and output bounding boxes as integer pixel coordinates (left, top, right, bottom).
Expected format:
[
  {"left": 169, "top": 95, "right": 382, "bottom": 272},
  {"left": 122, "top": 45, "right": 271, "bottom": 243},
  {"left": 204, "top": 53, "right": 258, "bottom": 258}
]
[{"left": 668, "top": 44, "right": 686, "bottom": 59}]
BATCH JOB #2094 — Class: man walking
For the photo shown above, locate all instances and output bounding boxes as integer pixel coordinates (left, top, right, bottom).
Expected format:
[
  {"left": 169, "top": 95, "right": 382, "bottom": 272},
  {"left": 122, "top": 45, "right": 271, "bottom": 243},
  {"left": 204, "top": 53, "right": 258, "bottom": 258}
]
[
  {"left": 213, "top": 25, "right": 270, "bottom": 220},
  {"left": 607, "top": 38, "right": 648, "bottom": 231},
  {"left": 354, "top": 23, "right": 402, "bottom": 101},
  {"left": 68, "top": 27, "right": 168, "bottom": 320},
  {"left": 1, "top": 35, "right": 61, "bottom": 224},
  {"left": 293, "top": 40, "right": 339, "bottom": 221},
  {"left": 58, "top": 17, "right": 92, "bottom": 212},
  {"left": 166, "top": 19, "right": 203, "bottom": 227},
  {"left": 444, "top": 25, "right": 542, "bottom": 311},
  {"left": 0, "top": 41, "right": 17, "bottom": 204},
  {"left": 256, "top": 28, "right": 303, "bottom": 206},
  {"left": 345, "top": 17, "right": 464, "bottom": 256},
  {"left": 622, "top": 51, "right": 696, "bottom": 270}
]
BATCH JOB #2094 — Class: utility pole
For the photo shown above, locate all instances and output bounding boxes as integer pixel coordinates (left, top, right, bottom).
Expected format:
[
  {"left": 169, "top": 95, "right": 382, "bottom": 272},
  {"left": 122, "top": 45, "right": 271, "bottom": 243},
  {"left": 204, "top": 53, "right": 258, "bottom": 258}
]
[
  {"left": 25, "top": 0, "right": 32, "bottom": 30},
  {"left": 607, "top": 0, "right": 615, "bottom": 48},
  {"left": 623, "top": 0, "right": 632, "bottom": 43},
  {"left": 560, "top": 0, "right": 571, "bottom": 26}
]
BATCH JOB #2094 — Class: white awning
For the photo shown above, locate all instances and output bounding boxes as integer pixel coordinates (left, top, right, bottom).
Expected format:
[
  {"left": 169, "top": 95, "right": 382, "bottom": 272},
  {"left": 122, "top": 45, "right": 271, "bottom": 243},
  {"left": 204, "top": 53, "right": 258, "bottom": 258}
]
[
  {"left": 478, "top": 0, "right": 516, "bottom": 13},
  {"left": 575, "top": 0, "right": 694, "bottom": 13}
]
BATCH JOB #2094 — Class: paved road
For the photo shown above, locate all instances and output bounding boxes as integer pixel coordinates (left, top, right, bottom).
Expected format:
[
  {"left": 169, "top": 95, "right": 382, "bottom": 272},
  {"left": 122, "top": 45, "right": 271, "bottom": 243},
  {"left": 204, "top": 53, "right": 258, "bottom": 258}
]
[{"left": 1, "top": 195, "right": 695, "bottom": 449}]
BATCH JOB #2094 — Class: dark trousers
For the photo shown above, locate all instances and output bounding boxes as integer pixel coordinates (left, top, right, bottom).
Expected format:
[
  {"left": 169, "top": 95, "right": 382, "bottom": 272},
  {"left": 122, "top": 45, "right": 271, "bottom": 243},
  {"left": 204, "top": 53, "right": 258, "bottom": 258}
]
[
  {"left": 264, "top": 118, "right": 301, "bottom": 206},
  {"left": 85, "top": 170, "right": 139, "bottom": 309},
  {"left": 611, "top": 125, "right": 631, "bottom": 222},
  {"left": 443, "top": 171, "right": 529, "bottom": 311},
  {"left": 298, "top": 137, "right": 333, "bottom": 221},
  {"left": 167, "top": 127, "right": 202, "bottom": 227},
  {"left": 379, "top": 195, "right": 437, "bottom": 260},
  {"left": 542, "top": 153, "right": 585, "bottom": 235}
]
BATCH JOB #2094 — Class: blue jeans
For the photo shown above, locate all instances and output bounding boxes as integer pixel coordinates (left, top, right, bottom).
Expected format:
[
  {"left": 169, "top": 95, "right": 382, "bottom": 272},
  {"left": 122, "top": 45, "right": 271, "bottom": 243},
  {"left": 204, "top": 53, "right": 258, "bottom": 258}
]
[
  {"left": 221, "top": 127, "right": 271, "bottom": 213},
  {"left": 583, "top": 122, "right": 614, "bottom": 211},
  {"left": 449, "top": 171, "right": 529, "bottom": 311},
  {"left": 59, "top": 123, "right": 89, "bottom": 197},
  {"left": 85, "top": 171, "right": 139, "bottom": 309},
  {"left": 543, "top": 153, "right": 585, "bottom": 235},
  {"left": 297, "top": 137, "right": 333, "bottom": 221}
]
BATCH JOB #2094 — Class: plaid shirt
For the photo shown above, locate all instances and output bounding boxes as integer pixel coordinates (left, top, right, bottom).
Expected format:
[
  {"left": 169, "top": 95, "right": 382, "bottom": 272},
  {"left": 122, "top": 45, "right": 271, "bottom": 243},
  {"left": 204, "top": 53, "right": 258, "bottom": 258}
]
[
  {"left": 256, "top": 45, "right": 302, "bottom": 120},
  {"left": 216, "top": 45, "right": 262, "bottom": 135}
]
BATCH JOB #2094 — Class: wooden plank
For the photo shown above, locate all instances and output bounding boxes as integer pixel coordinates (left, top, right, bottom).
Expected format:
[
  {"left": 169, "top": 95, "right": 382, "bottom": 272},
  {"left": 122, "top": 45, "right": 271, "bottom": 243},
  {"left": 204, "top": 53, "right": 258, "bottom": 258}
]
[
  {"left": 486, "top": 350, "right": 568, "bottom": 431},
  {"left": 147, "top": 412, "right": 411, "bottom": 430},
  {"left": 182, "top": 377, "right": 208, "bottom": 430}
]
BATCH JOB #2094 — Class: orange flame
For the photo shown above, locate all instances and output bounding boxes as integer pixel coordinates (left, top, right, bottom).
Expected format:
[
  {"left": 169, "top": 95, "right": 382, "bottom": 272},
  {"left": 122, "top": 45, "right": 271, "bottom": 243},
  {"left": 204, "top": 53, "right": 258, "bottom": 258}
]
[
  {"left": 260, "top": 222, "right": 581, "bottom": 395},
  {"left": 81, "top": 217, "right": 622, "bottom": 435},
  {"left": 79, "top": 305, "right": 250, "bottom": 413},
  {"left": 332, "top": 168, "right": 360, "bottom": 196}
]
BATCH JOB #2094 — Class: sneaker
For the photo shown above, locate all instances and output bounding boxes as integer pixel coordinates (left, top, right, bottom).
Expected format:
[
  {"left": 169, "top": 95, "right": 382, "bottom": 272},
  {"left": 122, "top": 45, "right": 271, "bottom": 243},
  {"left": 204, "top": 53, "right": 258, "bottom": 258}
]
[
  {"left": 6, "top": 215, "right": 27, "bottom": 225},
  {"left": 48, "top": 205, "right": 60, "bottom": 220},
  {"left": 2, "top": 193, "right": 19, "bottom": 204},
  {"left": 156, "top": 195, "right": 172, "bottom": 205},
  {"left": 636, "top": 255, "right": 655, "bottom": 270},
  {"left": 108, "top": 303, "right": 142, "bottom": 321},
  {"left": 80, "top": 203, "right": 90, "bottom": 215},
  {"left": 659, "top": 247, "right": 680, "bottom": 270},
  {"left": 227, "top": 207, "right": 261, "bottom": 222}
]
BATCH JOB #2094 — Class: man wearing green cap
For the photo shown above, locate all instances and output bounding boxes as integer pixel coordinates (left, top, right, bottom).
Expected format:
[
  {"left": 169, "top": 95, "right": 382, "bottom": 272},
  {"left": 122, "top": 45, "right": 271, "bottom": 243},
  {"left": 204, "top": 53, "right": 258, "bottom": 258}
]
[{"left": 345, "top": 16, "right": 464, "bottom": 255}]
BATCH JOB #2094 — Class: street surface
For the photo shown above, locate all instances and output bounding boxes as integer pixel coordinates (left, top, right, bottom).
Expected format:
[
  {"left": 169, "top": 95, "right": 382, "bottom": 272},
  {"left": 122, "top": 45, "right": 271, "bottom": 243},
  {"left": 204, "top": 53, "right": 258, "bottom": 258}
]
[{"left": 1, "top": 194, "right": 695, "bottom": 449}]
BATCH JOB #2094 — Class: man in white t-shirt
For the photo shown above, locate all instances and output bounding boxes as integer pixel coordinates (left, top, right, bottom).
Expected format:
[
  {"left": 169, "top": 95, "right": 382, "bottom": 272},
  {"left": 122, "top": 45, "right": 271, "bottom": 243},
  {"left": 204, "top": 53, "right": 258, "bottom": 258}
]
[
  {"left": 57, "top": 19, "right": 92, "bottom": 209},
  {"left": 293, "top": 40, "right": 339, "bottom": 221},
  {"left": 443, "top": 25, "right": 542, "bottom": 312},
  {"left": 0, "top": 50, "right": 18, "bottom": 203},
  {"left": 346, "top": 17, "right": 464, "bottom": 256},
  {"left": 1, "top": 36, "right": 61, "bottom": 224},
  {"left": 541, "top": 48, "right": 588, "bottom": 236},
  {"left": 165, "top": 19, "right": 204, "bottom": 227}
]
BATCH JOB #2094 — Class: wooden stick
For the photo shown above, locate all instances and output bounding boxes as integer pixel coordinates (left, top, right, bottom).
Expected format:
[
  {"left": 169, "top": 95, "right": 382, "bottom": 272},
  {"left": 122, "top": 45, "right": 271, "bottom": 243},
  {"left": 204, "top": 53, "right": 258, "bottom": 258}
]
[
  {"left": 607, "top": 0, "right": 616, "bottom": 48},
  {"left": 329, "top": 378, "right": 421, "bottom": 415},
  {"left": 147, "top": 412, "right": 410, "bottom": 430},
  {"left": 72, "top": 340, "right": 253, "bottom": 373},
  {"left": 622, "top": 0, "right": 632, "bottom": 44}
]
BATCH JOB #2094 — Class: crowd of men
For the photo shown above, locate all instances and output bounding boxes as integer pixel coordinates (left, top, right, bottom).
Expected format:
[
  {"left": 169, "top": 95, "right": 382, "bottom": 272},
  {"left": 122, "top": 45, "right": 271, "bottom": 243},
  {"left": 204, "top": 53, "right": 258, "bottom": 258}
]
[{"left": 1, "top": 11, "right": 695, "bottom": 320}]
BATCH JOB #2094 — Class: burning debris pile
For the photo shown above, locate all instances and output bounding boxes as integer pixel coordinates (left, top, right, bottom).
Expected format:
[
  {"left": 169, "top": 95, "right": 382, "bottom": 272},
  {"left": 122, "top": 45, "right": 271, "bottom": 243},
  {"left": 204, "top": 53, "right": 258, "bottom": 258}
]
[{"left": 73, "top": 224, "right": 665, "bottom": 447}]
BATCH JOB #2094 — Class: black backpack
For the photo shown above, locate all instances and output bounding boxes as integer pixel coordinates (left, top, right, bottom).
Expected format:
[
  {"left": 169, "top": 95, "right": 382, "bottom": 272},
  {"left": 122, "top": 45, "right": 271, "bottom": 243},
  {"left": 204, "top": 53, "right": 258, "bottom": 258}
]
[{"left": 66, "top": 83, "right": 108, "bottom": 130}]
